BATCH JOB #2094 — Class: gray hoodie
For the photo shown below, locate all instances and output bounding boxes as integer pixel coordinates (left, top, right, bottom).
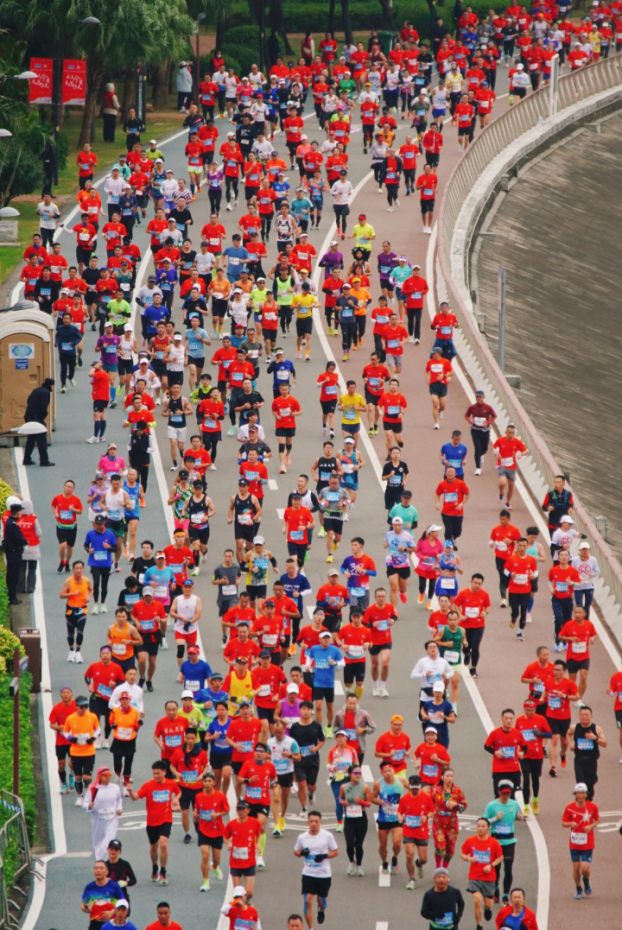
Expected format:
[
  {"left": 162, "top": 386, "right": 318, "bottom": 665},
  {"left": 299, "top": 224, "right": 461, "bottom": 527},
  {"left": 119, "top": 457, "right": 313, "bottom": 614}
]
[{"left": 21, "top": 500, "right": 42, "bottom": 561}]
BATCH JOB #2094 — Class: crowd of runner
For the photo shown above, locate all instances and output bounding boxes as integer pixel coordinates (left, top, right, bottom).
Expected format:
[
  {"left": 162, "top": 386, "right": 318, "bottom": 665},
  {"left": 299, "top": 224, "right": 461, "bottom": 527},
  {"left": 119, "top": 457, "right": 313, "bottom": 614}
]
[{"left": 7, "top": 7, "right": 620, "bottom": 930}]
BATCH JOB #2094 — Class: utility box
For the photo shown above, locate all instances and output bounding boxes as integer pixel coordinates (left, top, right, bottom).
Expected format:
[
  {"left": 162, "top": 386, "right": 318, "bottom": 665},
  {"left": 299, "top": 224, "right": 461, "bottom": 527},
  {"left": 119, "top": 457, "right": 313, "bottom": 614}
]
[
  {"left": 17, "top": 628, "right": 41, "bottom": 693},
  {"left": 0, "top": 312, "right": 56, "bottom": 436},
  {"left": 376, "top": 30, "right": 396, "bottom": 54}
]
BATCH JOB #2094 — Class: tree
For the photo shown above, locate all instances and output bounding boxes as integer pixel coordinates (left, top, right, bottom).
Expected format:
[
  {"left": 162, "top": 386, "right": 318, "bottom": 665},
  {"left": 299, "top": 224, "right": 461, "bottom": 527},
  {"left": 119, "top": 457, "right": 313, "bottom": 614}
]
[
  {"left": 377, "top": 0, "right": 396, "bottom": 31},
  {"left": 2, "top": 0, "right": 193, "bottom": 144},
  {"left": 341, "top": 0, "right": 353, "bottom": 45},
  {"left": 0, "top": 36, "right": 50, "bottom": 205},
  {"left": 267, "top": 0, "right": 294, "bottom": 56}
]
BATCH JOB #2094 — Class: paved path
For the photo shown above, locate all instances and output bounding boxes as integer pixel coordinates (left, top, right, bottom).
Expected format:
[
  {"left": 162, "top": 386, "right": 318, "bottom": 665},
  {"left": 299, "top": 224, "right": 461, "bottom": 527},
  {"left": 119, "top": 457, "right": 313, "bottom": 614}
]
[{"left": 13, "top": 69, "right": 622, "bottom": 930}]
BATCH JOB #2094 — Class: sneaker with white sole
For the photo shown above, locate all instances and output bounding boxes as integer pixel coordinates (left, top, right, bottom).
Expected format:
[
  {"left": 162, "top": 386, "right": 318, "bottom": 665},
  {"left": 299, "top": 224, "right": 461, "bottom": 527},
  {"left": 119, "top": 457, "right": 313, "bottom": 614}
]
[
  {"left": 75, "top": 795, "right": 83, "bottom": 806},
  {"left": 380, "top": 687, "right": 389, "bottom": 698},
  {"left": 100, "top": 603, "right": 108, "bottom": 613},
  {"left": 256, "top": 855, "right": 265, "bottom": 869},
  {"left": 200, "top": 879, "right": 210, "bottom": 892},
  {"left": 74, "top": 651, "right": 84, "bottom": 664},
  {"left": 347, "top": 862, "right": 356, "bottom": 876},
  {"left": 372, "top": 685, "right": 380, "bottom": 697},
  {"left": 67, "top": 650, "right": 75, "bottom": 662},
  {"left": 92, "top": 603, "right": 100, "bottom": 615}
]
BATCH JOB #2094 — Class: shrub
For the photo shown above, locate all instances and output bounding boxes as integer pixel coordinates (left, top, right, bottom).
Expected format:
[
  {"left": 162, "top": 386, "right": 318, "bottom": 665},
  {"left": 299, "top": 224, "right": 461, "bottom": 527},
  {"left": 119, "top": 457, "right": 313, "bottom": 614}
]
[
  {"left": 0, "top": 479, "right": 16, "bottom": 520},
  {"left": 221, "top": 42, "right": 259, "bottom": 78},
  {"left": 0, "top": 672, "right": 36, "bottom": 843},
  {"left": 223, "top": 25, "right": 260, "bottom": 48}
]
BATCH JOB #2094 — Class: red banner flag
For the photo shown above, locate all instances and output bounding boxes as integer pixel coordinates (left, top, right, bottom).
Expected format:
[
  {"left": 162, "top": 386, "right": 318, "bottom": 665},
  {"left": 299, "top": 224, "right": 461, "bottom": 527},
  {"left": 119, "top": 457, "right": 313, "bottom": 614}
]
[
  {"left": 62, "top": 59, "right": 87, "bottom": 106},
  {"left": 28, "top": 58, "right": 53, "bottom": 104}
]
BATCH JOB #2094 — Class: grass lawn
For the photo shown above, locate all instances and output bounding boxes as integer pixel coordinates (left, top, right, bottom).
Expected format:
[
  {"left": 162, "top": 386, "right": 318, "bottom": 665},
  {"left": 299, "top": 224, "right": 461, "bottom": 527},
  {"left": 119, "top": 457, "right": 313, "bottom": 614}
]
[{"left": 1, "top": 93, "right": 182, "bottom": 290}]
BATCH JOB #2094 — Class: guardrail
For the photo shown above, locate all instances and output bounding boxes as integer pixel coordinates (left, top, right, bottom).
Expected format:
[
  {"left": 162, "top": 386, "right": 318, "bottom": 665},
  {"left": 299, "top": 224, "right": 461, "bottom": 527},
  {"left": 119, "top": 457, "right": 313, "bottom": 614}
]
[
  {"left": 437, "top": 54, "right": 622, "bottom": 632},
  {"left": 0, "top": 789, "right": 31, "bottom": 930}
]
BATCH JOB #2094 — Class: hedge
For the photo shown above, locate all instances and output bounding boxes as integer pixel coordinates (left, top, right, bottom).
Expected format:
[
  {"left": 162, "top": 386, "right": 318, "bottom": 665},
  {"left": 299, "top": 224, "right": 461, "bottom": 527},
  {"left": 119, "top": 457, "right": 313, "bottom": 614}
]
[
  {"left": 225, "top": 0, "right": 500, "bottom": 38},
  {"left": 0, "top": 478, "right": 16, "bottom": 516},
  {"left": 0, "top": 480, "right": 36, "bottom": 858}
]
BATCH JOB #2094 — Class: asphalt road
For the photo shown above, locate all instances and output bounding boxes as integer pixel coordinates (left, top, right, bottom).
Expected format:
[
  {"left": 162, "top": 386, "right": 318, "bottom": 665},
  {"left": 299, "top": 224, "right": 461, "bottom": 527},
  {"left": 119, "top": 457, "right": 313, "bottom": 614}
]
[{"left": 14, "top": 64, "right": 622, "bottom": 930}]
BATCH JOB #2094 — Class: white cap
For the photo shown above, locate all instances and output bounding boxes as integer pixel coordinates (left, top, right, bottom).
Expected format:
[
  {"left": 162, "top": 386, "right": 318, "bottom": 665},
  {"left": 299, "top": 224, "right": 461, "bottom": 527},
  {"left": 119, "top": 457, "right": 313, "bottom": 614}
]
[
  {"left": 181, "top": 690, "right": 194, "bottom": 699},
  {"left": 392, "top": 515, "right": 404, "bottom": 523},
  {"left": 330, "top": 240, "right": 339, "bottom": 246},
  {"left": 573, "top": 782, "right": 588, "bottom": 793},
  {"left": 286, "top": 683, "right": 300, "bottom": 693},
  {"left": 123, "top": 323, "right": 133, "bottom": 332},
  {"left": 149, "top": 139, "right": 157, "bottom": 144},
  {"left": 6, "top": 496, "right": 21, "bottom": 509},
  {"left": 516, "top": 63, "right": 524, "bottom": 70},
  {"left": 425, "top": 726, "right": 438, "bottom": 734},
  {"left": 427, "top": 524, "right": 443, "bottom": 533},
  {"left": 232, "top": 887, "right": 246, "bottom": 898},
  {"left": 560, "top": 516, "right": 574, "bottom": 524},
  {"left": 253, "top": 535, "right": 265, "bottom": 545},
  {"left": 578, "top": 541, "right": 590, "bottom": 550},
  {"left": 319, "top": 631, "right": 332, "bottom": 638},
  {"left": 433, "top": 681, "right": 445, "bottom": 692}
]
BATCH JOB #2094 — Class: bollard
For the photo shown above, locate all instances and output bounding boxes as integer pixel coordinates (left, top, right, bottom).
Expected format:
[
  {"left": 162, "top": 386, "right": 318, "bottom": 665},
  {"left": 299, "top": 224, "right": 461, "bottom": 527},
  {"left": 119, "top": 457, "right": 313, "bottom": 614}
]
[{"left": 594, "top": 515, "right": 608, "bottom": 538}]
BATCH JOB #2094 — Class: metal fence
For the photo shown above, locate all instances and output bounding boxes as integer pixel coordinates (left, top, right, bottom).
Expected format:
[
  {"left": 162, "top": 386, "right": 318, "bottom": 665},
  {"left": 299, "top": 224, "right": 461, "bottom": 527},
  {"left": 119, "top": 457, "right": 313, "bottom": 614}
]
[
  {"left": 437, "top": 55, "right": 622, "bottom": 632},
  {"left": 0, "top": 790, "right": 31, "bottom": 930}
]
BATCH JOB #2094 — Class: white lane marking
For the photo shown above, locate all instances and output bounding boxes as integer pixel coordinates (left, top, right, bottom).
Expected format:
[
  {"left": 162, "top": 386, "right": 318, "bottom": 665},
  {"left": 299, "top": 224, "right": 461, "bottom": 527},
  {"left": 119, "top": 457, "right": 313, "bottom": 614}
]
[
  {"left": 426, "top": 224, "right": 551, "bottom": 930},
  {"left": 362, "top": 764, "right": 374, "bottom": 783},
  {"left": 311, "top": 171, "right": 385, "bottom": 486},
  {"left": 376, "top": 922, "right": 389, "bottom": 930},
  {"left": 308, "top": 171, "right": 552, "bottom": 927},
  {"left": 277, "top": 508, "right": 285, "bottom": 519},
  {"left": 15, "top": 456, "right": 67, "bottom": 930},
  {"left": 268, "top": 479, "right": 279, "bottom": 491},
  {"left": 334, "top": 679, "right": 344, "bottom": 696},
  {"left": 378, "top": 867, "right": 391, "bottom": 888}
]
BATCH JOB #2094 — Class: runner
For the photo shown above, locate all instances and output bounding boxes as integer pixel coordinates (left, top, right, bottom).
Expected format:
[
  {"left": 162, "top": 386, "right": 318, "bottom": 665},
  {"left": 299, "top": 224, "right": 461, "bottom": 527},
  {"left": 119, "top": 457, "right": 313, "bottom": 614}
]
[
  {"left": 294, "top": 811, "right": 339, "bottom": 930},
  {"left": 561, "top": 783, "right": 599, "bottom": 900},
  {"left": 545, "top": 659, "right": 580, "bottom": 776},
  {"left": 483, "top": 781, "right": 523, "bottom": 906},
  {"left": 398, "top": 775, "right": 436, "bottom": 889},
  {"left": 460, "top": 817, "right": 504, "bottom": 928},
  {"left": 193, "top": 772, "right": 229, "bottom": 891}
]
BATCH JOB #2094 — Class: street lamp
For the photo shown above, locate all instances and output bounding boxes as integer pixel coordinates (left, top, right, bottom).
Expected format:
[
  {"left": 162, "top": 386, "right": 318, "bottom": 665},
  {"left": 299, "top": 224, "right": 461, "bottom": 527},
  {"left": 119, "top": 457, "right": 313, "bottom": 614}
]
[{"left": 52, "top": 16, "right": 100, "bottom": 186}]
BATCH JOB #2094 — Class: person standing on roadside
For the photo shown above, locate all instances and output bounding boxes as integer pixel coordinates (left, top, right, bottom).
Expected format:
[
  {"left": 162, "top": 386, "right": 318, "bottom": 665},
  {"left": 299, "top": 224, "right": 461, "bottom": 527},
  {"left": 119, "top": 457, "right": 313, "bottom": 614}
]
[{"left": 22, "top": 378, "right": 55, "bottom": 467}]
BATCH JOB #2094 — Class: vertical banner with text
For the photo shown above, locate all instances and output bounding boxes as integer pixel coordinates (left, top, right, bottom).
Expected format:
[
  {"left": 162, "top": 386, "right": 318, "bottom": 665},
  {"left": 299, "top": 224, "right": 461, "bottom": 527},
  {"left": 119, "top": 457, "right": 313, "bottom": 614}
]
[
  {"left": 61, "top": 59, "right": 87, "bottom": 105},
  {"left": 28, "top": 58, "right": 53, "bottom": 104}
]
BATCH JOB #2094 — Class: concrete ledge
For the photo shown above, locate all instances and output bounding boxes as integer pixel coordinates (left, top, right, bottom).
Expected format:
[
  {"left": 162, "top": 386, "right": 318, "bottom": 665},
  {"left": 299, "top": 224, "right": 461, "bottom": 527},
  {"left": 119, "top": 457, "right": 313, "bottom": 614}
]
[{"left": 438, "top": 82, "right": 622, "bottom": 648}]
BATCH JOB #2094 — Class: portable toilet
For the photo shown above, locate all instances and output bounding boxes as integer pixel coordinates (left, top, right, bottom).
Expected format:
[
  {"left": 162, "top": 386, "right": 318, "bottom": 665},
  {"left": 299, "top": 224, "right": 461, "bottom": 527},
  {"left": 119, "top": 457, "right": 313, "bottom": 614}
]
[{"left": 0, "top": 311, "right": 56, "bottom": 435}]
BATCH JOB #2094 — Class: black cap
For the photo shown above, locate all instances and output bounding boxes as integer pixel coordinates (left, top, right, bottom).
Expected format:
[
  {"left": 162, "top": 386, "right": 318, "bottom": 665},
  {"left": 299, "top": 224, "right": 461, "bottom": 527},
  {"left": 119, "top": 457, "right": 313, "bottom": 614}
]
[
  {"left": 259, "top": 649, "right": 271, "bottom": 658},
  {"left": 108, "top": 839, "right": 122, "bottom": 850},
  {"left": 408, "top": 775, "right": 422, "bottom": 787}
]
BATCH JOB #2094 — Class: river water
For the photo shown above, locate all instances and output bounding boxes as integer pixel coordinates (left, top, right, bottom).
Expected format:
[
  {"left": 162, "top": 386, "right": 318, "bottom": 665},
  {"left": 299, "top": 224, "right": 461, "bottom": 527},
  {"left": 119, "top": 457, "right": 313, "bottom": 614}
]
[{"left": 475, "top": 109, "right": 622, "bottom": 557}]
